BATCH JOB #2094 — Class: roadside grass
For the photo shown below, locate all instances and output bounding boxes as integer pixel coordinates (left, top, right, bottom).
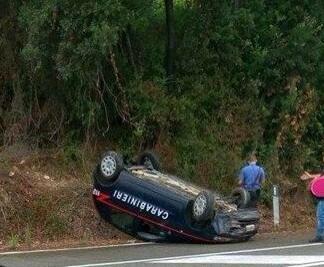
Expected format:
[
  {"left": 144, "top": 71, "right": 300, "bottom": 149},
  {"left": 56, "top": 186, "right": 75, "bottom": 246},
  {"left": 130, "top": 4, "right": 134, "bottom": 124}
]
[
  {"left": 0, "top": 143, "right": 317, "bottom": 250},
  {"left": 0, "top": 143, "right": 130, "bottom": 250},
  {"left": 7, "top": 234, "right": 19, "bottom": 249},
  {"left": 24, "top": 225, "right": 32, "bottom": 247}
]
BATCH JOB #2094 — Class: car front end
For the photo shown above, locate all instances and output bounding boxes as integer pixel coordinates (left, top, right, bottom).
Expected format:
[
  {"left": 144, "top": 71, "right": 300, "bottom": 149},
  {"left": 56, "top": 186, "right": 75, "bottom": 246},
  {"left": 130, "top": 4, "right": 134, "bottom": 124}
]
[{"left": 212, "top": 208, "right": 260, "bottom": 241}]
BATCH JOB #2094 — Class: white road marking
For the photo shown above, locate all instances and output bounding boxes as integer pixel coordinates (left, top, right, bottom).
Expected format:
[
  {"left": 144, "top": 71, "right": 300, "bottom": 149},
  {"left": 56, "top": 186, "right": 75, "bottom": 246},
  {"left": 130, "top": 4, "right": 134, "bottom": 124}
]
[
  {"left": 0, "top": 242, "right": 152, "bottom": 256},
  {"left": 153, "top": 255, "right": 324, "bottom": 265},
  {"left": 289, "top": 262, "right": 324, "bottom": 267},
  {"left": 64, "top": 242, "right": 323, "bottom": 267}
]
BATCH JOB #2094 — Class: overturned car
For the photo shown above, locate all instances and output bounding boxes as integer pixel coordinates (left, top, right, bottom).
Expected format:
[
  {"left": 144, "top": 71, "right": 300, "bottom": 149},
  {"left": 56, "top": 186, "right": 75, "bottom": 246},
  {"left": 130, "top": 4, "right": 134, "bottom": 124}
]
[{"left": 92, "top": 151, "right": 259, "bottom": 243}]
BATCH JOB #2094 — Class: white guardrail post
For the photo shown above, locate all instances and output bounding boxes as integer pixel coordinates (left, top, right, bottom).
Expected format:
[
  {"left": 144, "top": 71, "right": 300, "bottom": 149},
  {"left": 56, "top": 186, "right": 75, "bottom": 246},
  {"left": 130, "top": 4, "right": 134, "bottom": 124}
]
[{"left": 273, "top": 185, "right": 280, "bottom": 227}]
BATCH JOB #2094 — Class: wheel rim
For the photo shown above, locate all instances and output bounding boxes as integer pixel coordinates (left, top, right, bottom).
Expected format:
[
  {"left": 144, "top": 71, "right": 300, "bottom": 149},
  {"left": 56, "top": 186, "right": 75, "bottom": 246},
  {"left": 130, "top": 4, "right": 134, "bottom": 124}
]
[
  {"left": 143, "top": 157, "right": 154, "bottom": 169},
  {"left": 100, "top": 154, "right": 117, "bottom": 177},
  {"left": 193, "top": 194, "right": 207, "bottom": 217}
]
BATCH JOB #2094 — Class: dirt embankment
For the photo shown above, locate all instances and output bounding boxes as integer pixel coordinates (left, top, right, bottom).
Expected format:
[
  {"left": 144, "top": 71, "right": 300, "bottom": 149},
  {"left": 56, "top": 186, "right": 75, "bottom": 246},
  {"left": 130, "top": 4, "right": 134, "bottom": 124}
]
[
  {"left": 0, "top": 146, "right": 131, "bottom": 251},
  {"left": 0, "top": 146, "right": 316, "bottom": 251}
]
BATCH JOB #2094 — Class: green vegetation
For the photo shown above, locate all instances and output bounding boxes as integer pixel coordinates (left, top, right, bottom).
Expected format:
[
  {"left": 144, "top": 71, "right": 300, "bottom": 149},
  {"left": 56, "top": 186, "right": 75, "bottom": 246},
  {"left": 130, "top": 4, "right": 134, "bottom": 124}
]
[
  {"left": 7, "top": 234, "right": 19, "bottom": 249},
  {"left": 1, "top": 0, "right": 323, "bottom": 191}
]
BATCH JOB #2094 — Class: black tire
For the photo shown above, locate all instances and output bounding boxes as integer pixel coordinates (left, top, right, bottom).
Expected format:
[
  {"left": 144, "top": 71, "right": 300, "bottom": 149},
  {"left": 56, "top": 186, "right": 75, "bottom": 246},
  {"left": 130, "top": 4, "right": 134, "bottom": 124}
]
[
  {"left": 97, "top": 151, "right": 124, "bottom": 184},
  {"left": 192, "top": 191, "right": 215, "bottom": 222},
  {"left": 137, "top": 150, "right": 161, "bottom": 171},
  {"left": 231, "top": 188, "right": 251, "bottom": 209}
]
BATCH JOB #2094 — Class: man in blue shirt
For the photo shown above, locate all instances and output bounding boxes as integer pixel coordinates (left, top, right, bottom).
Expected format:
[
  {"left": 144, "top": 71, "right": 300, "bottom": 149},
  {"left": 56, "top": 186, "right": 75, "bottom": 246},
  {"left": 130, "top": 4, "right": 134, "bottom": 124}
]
[{"left": 238, "top": 153, "right": 266, "bottom": 208}]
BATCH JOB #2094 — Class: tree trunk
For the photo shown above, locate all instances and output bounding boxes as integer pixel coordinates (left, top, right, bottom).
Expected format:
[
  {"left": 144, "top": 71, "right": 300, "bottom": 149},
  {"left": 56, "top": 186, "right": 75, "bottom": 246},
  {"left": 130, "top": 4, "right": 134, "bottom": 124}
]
[
  {"left": 164, "top": 0, "right": 175, "bottom": 90},
  {"left": 234, "top": 0, "right": 241, "bottom": 9}
]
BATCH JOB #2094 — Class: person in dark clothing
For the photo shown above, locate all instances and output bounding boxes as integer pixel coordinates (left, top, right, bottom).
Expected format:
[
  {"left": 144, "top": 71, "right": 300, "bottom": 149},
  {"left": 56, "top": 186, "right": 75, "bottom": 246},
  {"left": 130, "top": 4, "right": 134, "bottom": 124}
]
[
  {"left": 300, "top": 168, "right": 324, "bottom": 243},
  {"left": 238, "top": 153, "right": 266, "bottom": 207}
]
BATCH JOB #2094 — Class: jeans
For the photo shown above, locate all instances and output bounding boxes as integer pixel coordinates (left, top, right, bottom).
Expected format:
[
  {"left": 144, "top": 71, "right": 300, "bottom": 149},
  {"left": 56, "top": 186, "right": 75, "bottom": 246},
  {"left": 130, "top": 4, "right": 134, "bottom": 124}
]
[{"left": 316, "top": 199, "right": 324, "bottom": 239}]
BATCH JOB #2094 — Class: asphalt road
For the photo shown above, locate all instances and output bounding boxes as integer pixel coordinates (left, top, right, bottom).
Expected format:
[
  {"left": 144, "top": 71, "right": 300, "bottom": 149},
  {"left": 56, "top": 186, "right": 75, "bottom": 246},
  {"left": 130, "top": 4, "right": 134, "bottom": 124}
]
[{"left": 1, "top": 232, "right": 324, "bottom": 267}]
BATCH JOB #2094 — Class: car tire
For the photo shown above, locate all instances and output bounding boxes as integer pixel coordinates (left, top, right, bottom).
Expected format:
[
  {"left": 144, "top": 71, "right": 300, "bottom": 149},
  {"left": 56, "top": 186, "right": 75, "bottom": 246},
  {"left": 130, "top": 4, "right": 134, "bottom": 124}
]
[
  {"left": 98, "top": 151, "right": 124, "bottom": 183},
  {"left": 137, "top": 150, "right": 161, "bottom": 171},
  {"left": 192, "top": 191, "right": 215, "bottom": 223},
  {"left": 231, "top": 188, "right": 251, "bottom": 209}
]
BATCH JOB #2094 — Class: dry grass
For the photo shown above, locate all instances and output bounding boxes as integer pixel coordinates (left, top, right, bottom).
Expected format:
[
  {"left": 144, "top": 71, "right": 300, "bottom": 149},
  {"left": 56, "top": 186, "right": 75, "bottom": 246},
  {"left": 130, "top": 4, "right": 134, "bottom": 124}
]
[
  {"left": 258, "top": 197, "right": 315, "bottom": 234},
  {"left": 0, "top": 144, "right": 130, "bottom": 250}
]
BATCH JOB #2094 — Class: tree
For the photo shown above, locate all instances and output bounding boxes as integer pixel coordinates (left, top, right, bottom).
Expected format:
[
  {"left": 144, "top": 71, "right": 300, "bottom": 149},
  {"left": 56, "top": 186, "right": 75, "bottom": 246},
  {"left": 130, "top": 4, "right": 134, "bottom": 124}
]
[{"left": 164, "top": 0, "right": 175, "bottom": 90}]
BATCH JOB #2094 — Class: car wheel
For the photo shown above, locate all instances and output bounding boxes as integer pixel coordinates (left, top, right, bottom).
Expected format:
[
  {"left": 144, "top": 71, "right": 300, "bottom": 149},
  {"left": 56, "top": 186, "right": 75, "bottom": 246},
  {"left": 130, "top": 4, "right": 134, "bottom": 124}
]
[
  {"left": 192, "top": 191, "right": 215, "bottom": 222},
  {"left": 231, "top": 188, "right": 251, "bottom": 209},
  {"left": 98, "top": 151, "right": 124, "bottom": 183},
  {"left": 137, "top": 150, "right": 161, "bottom": 171}
]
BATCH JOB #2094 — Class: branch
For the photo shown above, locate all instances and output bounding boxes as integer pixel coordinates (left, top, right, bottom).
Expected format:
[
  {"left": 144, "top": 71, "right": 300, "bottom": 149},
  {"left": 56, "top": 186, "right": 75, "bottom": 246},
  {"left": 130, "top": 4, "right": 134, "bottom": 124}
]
[{"left": 108, "top": 47, "right": 130, "bottom": 123}]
